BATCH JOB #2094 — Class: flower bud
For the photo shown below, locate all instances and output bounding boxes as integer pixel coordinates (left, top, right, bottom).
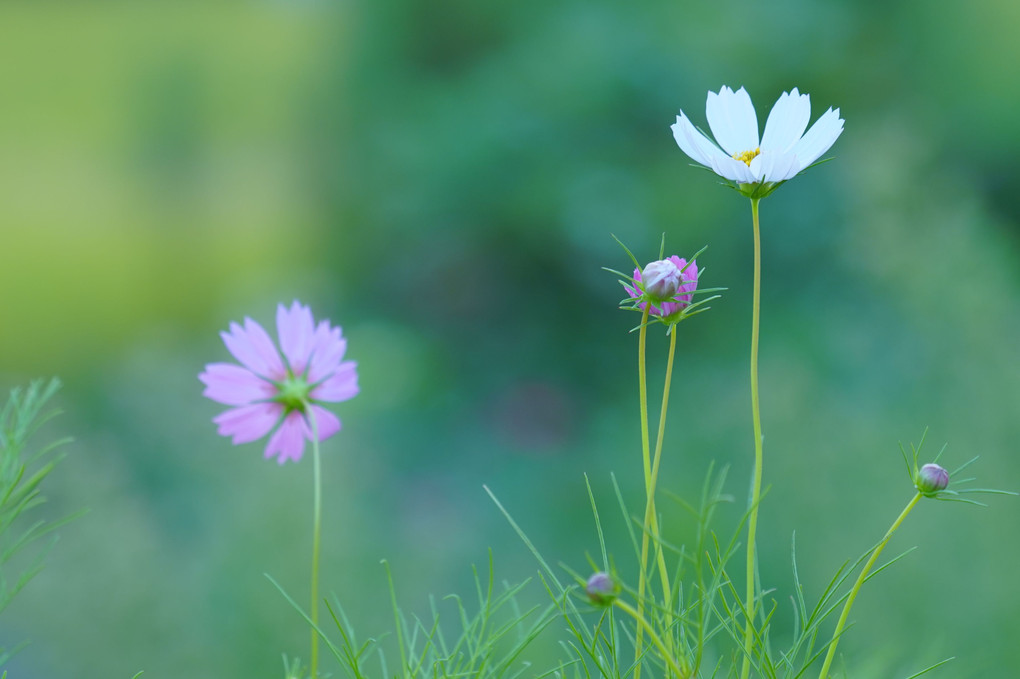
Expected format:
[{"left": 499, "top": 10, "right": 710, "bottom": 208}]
[
  {"left": 640, "top": 259, "right": 683, "bottom": 303},
  {"left": 622, "top": 255, "right": 700, "bottom": 322},
  {"left": 585, "top": 571, "right": 618, "bottom": 606},
  {"left": 916, "top": 463, "right": 949, "bottom": 495}
]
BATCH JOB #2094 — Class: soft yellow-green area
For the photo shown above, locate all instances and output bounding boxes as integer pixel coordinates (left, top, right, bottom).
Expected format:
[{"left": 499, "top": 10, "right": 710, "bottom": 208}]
[{"left": 0, "top": 3, "right": 340, "bottom": 373}]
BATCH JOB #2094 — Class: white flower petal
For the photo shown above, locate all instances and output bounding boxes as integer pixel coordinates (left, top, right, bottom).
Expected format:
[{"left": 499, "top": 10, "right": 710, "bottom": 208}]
[
  {"left": 709, "top": 154, "right": 757, "bottom": 183},
  {"left": 760, "top": 88, "right": 811, "bottom": 155},
  {"left": 671, "top": 112, "right": 728, "bottom": 168},
  {"left": 748, "top": 154, "right": 766, "bottom": 182},
  {"left": 781, "top": 153, "right": 804, "bottom": 182},
  {"left": 749, "top": 151, "right": 773, "bottom": 182},
  {"left": 759, "top": 151, "right": 801, "bottom": 182},
  {"left": 792, "top": 107, "right": 844, "bottom": 171},
  {"left": 706, "top": 86, "right": 759, "bottom": 157}
]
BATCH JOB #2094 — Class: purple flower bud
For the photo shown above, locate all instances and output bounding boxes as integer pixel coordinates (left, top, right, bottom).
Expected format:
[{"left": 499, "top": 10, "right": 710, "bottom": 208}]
[
  {"left": 916, "top": 463, "right": 949, "bottom": 494},
  {"left": 585, "top": 571, "right": 618, "bottom": 605},
  {"left": 640, "top": 259, "right": 683, "bottom": 302},
  {"left": 623, "top": 256, "right": 699, "bottom": 321}
]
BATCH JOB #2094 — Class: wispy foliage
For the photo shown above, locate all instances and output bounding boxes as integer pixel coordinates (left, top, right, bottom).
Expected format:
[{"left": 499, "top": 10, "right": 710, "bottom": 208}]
[
  {"left": 0, "top": 379, "right": 76, "bottom": 664},
  {"left": 270, "top": 552, "right": 559, "bottom": 679}
]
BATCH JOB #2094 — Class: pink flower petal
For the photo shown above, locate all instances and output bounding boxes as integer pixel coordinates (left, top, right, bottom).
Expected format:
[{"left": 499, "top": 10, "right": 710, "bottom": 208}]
[
  {"left": 311, "top": 362, "right": 359, "bottom": 402},
  {"left": 668, "top": 256, "right": 698, "bottom": 305},
  {"left": 307, "top": 323, "right": 347, "bottom": 383},
  {"left": 199, "top": 363, "right": 277, "bottom": 405},
  {"left": 263, "top": 411, "right": 309, "bottom": 464},
  {"left": 213, "top": 403, "right": 282, "bottom": 445},
  {"left": 307, "top": 405, "right": 341, "bottom": 441},
  {"left": 220, "top": 318, "right": 286, "bottom": 379},
  {"left": 204, "top": 303, "right": 359, "bottom": 459},
  {"left": 277, "top": 301, "right": 316, "bottom": 374}
]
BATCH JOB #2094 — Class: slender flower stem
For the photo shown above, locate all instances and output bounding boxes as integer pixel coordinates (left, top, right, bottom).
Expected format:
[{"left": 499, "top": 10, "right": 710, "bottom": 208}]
[
  {"left": 635, "top": 312, "right": 683, "bottom": 677},
  {"left": 304, "top": 403, "right": 323, "bottom": 679},
  {"left": 645, "top": 328, "right": 680, "bottom": 667},
  {"left": 634, "top": 305, "right": 652, "bottom": 679},
  {"left": 740, "top": 197, "right": 764, "bottom": 679},
  {"left": 817, "top": 492, "right": 923, "bottom": 679},
  {"left": 615, "top": 598, "right": 687, "bottom": 679}
]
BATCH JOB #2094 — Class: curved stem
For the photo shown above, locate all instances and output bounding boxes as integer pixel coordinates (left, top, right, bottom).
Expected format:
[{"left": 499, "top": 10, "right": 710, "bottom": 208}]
[
  {"left": 740, "top": 197, "right": 763, "bottom": 679},
  {"left": 615, "top": 598, "right": 687, "bottom": 679},
  {"left": 816, "top": 493, "right": 922, "bottom": 679},
  {"left": 305, "top": 404, "right": 323, "bottom": 679},
  {"left": 634, "top": 305, "right": 651, "bottom": 679}
]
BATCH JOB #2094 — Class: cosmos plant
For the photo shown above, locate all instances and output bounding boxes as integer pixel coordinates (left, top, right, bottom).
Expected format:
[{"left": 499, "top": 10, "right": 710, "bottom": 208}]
[{"left": 201, "top": 300, "right": 358, "bottom": 678}]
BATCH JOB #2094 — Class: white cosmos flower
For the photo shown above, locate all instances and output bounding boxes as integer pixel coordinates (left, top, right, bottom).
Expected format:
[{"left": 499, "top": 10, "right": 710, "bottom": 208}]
[{"left": 671, "top": 86, "right": 844, "bottom": 187}]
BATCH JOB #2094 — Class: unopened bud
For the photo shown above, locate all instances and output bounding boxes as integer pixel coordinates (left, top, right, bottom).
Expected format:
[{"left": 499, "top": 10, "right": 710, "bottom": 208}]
[
  {"left": 640, "top": 259, "right": 682, "bottom": 303},
  {"left": 916, "top": 463, "right": 949, "bottom": 495},
  {"left": 585, "top": 571, "right": 618, "bottom": 606}
]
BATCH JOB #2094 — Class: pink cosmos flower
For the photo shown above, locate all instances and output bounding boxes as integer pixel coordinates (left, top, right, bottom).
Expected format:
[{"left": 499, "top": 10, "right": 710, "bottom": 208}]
[
  {"left": 624, "top": 256, "right": 698, "bottom": 320},
  {"left": 199, "top": 301, "right": 359, "bottom": 464}
]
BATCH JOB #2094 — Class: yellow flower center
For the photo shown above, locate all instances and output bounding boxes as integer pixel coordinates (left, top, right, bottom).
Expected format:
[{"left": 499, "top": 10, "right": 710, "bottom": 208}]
[{"left": 732, "top": 147, "right": 760, "bottom": 166}]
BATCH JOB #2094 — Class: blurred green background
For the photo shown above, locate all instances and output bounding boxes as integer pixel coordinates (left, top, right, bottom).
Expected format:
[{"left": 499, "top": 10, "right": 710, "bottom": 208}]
[{"left": 1, "top": 0, "right": 1018, "bottom": 676}]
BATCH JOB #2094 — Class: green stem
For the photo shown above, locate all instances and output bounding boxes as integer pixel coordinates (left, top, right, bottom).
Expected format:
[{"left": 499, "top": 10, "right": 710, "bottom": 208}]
[
  {"left": 816, "top": 493, "right": 923, "bottom": 679},
  {"left": 644, "top": 327, "right": 680, "bottom": 670},
  {"left": 615, "top": 598, "right": 687, "bottom": 679},
  {"left": 305, "top": 404, "right": 323, "bottom": 679},
  {"left": 634, "top": 305, "right": 651, "bottom": 679},
  {"left": 740, "top": 197, "right": 763, "bottom": 679}
]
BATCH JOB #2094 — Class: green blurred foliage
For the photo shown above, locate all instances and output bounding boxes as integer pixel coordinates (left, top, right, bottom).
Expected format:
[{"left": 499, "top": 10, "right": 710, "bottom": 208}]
[{"left": 0, "top": 0, "right": 1017, "bottom": 677}]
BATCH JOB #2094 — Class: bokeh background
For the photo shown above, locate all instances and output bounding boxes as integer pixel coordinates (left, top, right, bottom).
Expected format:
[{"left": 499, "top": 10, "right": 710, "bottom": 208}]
[{"left": 1, "top": 0, "right": 1018, "bottom": 677}]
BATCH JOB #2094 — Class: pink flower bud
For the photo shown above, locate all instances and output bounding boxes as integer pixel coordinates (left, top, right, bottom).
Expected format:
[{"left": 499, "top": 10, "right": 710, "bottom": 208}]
[
  {"left": 623, "top": 256, "right": 699, "bottom": 321},
  {"left": 640, "top": 259, "right": 683, "bottom": 302},
  {"left": 585, "top": 572, "right": 618, "bottom": 606},
  {"left": 916, "top": 463, "right": 949, "bottom": 494}
]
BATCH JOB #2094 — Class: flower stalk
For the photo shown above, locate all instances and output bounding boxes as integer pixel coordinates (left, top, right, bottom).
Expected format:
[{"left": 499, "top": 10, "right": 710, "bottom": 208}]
[
  {"left": 634, "top": 304, "right": 652, "bottom": 679},
  {"left": 637, "top": 324, "right": 681, "bottom": 674},
  {"left": 620, "top": 247, "right": 704, "bottom": 679},
  {"left": 648, "top": 326, "right": 679, "bottom": 605},
  {"left": 739, "top": 197, "right": 764, "bottom": 679},
  {"left": 632, "top": 303, "right": 681, "bottom": 672},
  {"left": 306, "top": 403, "right": 323, "bottom": 678},
  {"left": 633, "top": 302, "right": 687, "bottom": 678},
  {"left": 817, "top": 492, "right": 923, "bottom": 679},
  {"left": 199, "top": 301, "right": 359, "bottom": 679},
  {"left": 669, "top": 86, "right": 843, "bottom": 678}
]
